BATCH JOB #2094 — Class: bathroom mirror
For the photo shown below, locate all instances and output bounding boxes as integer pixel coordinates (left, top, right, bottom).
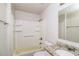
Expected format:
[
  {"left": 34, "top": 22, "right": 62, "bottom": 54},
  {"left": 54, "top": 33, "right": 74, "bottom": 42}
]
[{"left": 59, "top": 4, "right": 79, "bottom": 43}]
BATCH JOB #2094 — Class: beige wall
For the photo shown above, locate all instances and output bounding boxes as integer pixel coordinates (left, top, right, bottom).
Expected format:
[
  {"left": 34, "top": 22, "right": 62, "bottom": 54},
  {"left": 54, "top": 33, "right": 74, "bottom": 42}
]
[
  {"left": 0, "top": 4, "right": 6, "bottom": 55},
  {"left": 0, "top": 21, "right": 7, "bottom": 55},
  {"left": 0, "top": 3, "right": 14, "bottom": 55},
  {"left": 40, "top": 4, "right": 58, "bottom": 44},
  {"left": 0, "top": 3, "right": 6, "bottom": 22}
]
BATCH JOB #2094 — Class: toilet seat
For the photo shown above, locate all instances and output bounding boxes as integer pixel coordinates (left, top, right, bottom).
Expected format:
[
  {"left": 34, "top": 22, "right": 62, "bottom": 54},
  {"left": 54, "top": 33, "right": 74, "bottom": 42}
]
[
  {"left": 54, "top": 49, "right": 74, "bottom": 56},
  {"left": 33, "top": 51, "right": 51, "bottom": 56}
]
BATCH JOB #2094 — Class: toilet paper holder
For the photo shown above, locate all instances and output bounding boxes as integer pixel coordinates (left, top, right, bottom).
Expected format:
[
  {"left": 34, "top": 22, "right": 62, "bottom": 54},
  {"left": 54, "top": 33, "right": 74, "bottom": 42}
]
[{"left": 40, "top": 37, "right": 42, "bottom": 40}]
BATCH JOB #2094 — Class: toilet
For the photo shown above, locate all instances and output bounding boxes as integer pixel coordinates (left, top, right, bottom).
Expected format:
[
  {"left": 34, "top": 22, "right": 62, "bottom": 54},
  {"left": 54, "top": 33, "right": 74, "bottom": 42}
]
[
  {"left": 53, "top": 49, "right": 74, "bottom": 56},
  {"left": 33, "top": 51, "right": 51, "bottom": 56}
]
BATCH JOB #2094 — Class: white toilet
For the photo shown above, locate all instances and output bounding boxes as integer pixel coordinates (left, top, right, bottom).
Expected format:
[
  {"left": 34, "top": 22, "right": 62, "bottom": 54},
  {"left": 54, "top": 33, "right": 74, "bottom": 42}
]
[{"left": 33, "top": 51, "right": 51, "bottom": 56}]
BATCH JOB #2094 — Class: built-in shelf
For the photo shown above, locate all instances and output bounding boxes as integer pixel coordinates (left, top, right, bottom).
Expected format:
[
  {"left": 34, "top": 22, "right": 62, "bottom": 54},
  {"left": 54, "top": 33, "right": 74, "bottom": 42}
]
[
  {"left": 66, "top": 25, "right": 79, "bottom": 28},
  {"left": 15, "top": 25, "right": 22, "bottom": 26}
]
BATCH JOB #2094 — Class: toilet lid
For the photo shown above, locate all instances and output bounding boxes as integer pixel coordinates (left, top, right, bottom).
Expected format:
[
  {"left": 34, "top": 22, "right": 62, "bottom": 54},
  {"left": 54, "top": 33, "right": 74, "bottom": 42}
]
[
  {"left": 34, "top": 51, "right": 51, "bottom": 56},
  {"left": 54, "top": 50, "right": 74, "bottom": 56}
]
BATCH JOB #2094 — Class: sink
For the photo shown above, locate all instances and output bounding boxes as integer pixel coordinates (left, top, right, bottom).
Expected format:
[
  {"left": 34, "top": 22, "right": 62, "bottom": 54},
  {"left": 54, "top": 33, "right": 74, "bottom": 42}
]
[
  {"left": 63, "top": 47, "right": 79, "bottom": 56},
  {"left": 56, "top": 47, "right": 79, "bottom": 56},
  {"left": 53, "top": 49, "right": 74, "bottom": 56}
]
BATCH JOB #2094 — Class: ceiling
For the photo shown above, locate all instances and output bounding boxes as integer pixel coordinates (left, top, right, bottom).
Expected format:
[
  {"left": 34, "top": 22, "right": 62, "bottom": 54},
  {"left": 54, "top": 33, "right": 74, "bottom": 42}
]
[
  {"left": 59, "top": 4, "right": 79, "bottom": 15},
  {"left": 13, "top": 3, "right": 50, "bottom": 14}
]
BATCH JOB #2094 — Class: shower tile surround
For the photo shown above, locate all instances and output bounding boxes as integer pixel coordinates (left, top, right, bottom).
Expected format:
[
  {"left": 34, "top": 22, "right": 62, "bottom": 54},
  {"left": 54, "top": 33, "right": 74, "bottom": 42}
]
[{"left": 44, "top": 40, "right": 79, "bottom": 56}]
